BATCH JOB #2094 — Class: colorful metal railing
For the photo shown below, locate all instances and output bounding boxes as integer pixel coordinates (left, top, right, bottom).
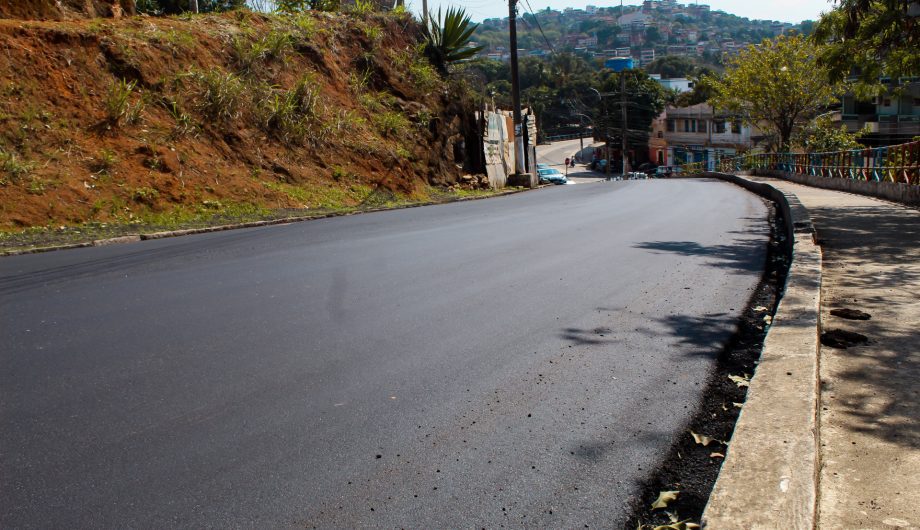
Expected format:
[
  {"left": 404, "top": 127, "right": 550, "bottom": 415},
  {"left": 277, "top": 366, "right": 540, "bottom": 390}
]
[{"left": 678, "top": 140, "right": 920, "bottom": 185}]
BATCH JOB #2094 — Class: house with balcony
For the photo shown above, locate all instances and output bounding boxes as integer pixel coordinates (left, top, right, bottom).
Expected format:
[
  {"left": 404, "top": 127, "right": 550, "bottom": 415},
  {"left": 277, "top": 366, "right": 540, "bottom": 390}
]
[
  {"left": 652, "top": 103, "right": 760, "bottom": 169},
  {"left": 841, "top": 80, "right": 920, "bottom": 146}
]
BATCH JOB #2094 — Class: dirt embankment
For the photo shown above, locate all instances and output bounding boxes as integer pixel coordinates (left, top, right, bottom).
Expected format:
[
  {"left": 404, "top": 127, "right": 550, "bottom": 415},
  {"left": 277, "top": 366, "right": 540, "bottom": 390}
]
[
  {"left": 0, "top": 0, "right": 135, "bottom": 21},
  {"left": 0, "top": 10, "right": 480, "bottom": 231}
]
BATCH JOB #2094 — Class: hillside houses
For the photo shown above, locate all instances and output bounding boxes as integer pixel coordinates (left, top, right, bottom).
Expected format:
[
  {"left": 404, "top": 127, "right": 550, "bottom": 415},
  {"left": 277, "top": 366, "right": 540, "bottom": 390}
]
[{"left": 473, "top": 0, "right": 799, "bottom": 66}]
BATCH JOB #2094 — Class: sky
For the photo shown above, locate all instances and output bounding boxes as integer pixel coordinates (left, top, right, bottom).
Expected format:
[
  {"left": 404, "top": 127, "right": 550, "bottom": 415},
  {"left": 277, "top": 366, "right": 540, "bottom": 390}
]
[{"left": 410, "top": 0, "right": 836, "bottom": 24}]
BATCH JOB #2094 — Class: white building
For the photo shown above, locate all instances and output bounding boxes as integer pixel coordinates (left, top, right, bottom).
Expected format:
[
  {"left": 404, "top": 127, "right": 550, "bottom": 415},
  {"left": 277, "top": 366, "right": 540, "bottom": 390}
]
[
  {"left": 656, "top": 77, "right": 695, "bottom": 93},
  {"left": 617, "top": 11, "right": 651, "bottom": 27}
]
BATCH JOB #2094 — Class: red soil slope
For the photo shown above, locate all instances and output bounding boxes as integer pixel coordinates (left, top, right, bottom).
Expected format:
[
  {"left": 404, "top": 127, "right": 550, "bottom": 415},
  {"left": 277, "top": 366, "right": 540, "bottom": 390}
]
[{"left": 0, "top": 10, "right": 476, "bottom": 229}]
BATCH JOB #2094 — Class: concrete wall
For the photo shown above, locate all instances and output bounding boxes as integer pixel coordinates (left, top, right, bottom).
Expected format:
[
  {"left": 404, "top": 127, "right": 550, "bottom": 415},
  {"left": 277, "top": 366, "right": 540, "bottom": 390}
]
[{"left": 752, "top": 169, "right": 920, "bottom": 207}]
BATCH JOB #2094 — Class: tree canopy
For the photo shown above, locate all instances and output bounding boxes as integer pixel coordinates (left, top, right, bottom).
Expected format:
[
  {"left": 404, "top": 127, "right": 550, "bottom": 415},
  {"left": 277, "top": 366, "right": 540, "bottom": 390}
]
[
  {"left": 595, "top": 70, "right": 665, "bottom": 152},
  {"left": 707, "top": 34, "right": 838, "bottom": 151},
  {"left": 811, "top": 0, "right": 920, "bottom": 93},
  {"left": 793, "top": 115, "right": 870, "bottom": 152}
]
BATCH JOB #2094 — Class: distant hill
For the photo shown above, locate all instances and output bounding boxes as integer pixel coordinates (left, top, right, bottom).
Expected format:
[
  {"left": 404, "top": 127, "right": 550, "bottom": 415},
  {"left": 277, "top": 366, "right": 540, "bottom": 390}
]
[{"left": 472, "top": 0, "right": 812, "bottom": 72}]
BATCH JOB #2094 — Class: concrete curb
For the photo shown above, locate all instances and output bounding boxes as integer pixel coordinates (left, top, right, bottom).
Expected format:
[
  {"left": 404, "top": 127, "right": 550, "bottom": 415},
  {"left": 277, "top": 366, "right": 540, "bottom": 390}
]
[
  {"left": 0, "top": 187, "right": 530, "bottom": 257},
  {"left": 700, "top": 173, "right": 823, "bottom": 530}
]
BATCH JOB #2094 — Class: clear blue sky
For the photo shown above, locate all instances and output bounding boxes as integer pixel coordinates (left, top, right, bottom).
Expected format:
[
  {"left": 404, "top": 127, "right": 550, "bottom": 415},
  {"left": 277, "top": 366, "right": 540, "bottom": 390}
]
[{"left": 412, "top": 0, "right": 835, "bottom": 24}]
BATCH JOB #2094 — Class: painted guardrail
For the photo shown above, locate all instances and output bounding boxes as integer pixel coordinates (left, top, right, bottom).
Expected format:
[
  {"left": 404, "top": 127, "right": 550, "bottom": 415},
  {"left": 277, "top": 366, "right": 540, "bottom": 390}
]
[
  {"left": 678, "top": 140, "right": 920, "bottom": 185},
  {"left": 542, "top": 131, "right": 594, "bottom": 142}
]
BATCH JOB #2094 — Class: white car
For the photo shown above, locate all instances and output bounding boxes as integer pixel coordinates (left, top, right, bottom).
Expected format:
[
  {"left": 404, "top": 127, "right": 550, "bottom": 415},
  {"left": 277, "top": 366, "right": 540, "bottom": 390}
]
[{"left": 537, "top": 168, "right": 568, "bottom": 185}]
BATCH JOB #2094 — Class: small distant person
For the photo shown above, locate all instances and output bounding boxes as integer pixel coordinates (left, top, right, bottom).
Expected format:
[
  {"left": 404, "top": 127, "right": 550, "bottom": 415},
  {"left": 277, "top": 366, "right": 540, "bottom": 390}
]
[{"left": 570, "top": 157, "right": 576, "bottom": 168}]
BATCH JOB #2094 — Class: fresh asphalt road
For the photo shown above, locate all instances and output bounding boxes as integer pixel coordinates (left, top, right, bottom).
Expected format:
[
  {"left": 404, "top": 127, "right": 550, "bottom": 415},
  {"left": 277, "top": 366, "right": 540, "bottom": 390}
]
[
  {"left": 1, "top": 179, "right": 769, "bottom": 528},
  {"left": 537, "top": 137, "right": 610, "bottom": 184}
]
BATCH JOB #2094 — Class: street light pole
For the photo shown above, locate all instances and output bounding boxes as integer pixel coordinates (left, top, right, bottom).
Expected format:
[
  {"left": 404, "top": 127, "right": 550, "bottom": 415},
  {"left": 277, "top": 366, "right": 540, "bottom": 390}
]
[
  {"left": 571, "top": 112, "right": 594, "bottom": 158},
  {"left": 620, "top": 73, "right": 630, "bottom": 175}
]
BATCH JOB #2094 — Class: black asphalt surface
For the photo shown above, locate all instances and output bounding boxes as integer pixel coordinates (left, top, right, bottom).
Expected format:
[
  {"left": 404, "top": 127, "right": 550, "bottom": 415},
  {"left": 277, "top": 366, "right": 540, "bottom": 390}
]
[{"left": 1, "top": 179, "right": 769, "bottom": 528}]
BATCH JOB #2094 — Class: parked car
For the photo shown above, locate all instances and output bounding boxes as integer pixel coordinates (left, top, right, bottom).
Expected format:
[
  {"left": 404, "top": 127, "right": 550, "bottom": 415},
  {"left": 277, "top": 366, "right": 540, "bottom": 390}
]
[
  {"left": 537, "top": 168, "right": 568, "bottom": 185},
  {"left": 536, "top": 163, "right": 551, "bottom": 170},
  {"left": 655, "top": 166, "right": 683, "bottom": 177},
  {"left": 638, "top": 162, "right": 657, "bottom": 177}
]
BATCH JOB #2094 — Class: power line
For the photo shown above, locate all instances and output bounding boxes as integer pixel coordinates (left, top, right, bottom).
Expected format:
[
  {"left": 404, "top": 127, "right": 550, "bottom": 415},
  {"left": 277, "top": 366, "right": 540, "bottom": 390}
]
[{"left": 521, "top": 0, "right": 557, "bottom": 57}]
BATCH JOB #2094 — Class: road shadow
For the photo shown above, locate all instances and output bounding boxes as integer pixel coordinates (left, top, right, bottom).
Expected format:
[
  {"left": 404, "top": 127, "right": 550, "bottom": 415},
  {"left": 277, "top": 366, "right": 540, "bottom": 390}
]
[
  {"left": 809, "top": 204, "right": 920, "bottom": 450},
  {"left": 559, "top": 326, "right": 619, "bottom": 346},
  {"left": 641, "top": 313, "right": 740, "bottom": 360},
  {"left": 633, "top": 238, "right": 768, "bottom": 275}
]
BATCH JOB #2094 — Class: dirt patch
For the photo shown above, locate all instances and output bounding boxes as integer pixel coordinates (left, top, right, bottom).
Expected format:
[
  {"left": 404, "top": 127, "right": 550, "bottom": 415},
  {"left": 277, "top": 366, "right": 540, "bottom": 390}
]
[
  {"left": 0, "top": 11, "right": 483, "bottom": 234},
  {"left": 0, "top": 0, "right": 135, "bottom": 20},
  {"left": 625, "top": 205, "right": 790, "bottom": 528}
]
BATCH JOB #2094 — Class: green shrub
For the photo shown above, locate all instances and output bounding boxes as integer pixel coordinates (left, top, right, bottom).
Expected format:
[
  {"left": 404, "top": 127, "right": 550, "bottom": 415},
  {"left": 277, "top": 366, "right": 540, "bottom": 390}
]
[
  {"left": 104, "top": 78, "right": 137, "bottom": 126},
  {"left": 131, "top": 186, "right": 160, "bottom": 204},
  {"left": 409, "top": 61, "right": 439, "bottom": 93},
  {"left": 187, "top": 68, "right": 245, "bottom": 121},
  {"left": 348, "top": 0, "right": 374, "bottom": 15},
  {"left": 373, "top": 111, "right": 409, "bottom": 137},
  {"left": 0, "top": 149, "right": 32, "bottom": 182},
  {"left": 91, "top": 149, "right": 119, "bottom": 174},
  {"left": 232, "top": 30, "right": 293, "bottom": 74},
  {"left": 161, "top": 97, "right": 195, "bottom": 137},
  {"left": 332, "top": 109, "right": 365, "bottom": 132},
  {"left": 26, "top": 177, "right": 47, "bottom": 195},
  {"left": 291, "top": 12, "right": 316, "bottom": 36},
  {"left": 275, "top": 0, "right": 307, "bottom": 13},
  {"left": 363, "top": 24, "right": 382, "bottom": 44},
  {"left": 258, "top": 74, "right": 325, "bottom": 144},
  {"left": 263, "top": 30, "right": 294, "bottom": 60}
]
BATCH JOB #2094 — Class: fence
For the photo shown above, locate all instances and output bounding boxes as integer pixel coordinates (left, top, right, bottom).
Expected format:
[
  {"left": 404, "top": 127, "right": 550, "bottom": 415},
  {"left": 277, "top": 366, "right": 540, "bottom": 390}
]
[
  {"left": 543, "top": 131, "right": 594, "bottom": 143},
  {"left": 678, "top": 140, "right": 920, "bottom": 186}
]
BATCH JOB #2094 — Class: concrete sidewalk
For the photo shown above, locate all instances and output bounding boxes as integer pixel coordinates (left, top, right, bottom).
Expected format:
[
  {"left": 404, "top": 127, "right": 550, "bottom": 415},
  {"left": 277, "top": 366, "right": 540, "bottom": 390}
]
[{"left": 751, "top": 177, "right": 920, "bottom": 529}]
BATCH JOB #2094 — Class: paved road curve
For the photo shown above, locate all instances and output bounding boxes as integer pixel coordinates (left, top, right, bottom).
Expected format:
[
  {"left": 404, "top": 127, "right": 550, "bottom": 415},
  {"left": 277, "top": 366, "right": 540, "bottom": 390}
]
[{"left": 1, "top": 180, "right": 769, "bottom": 528}]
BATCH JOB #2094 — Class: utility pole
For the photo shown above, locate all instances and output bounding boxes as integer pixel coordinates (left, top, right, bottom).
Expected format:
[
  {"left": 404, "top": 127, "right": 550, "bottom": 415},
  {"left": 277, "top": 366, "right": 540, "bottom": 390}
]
[
  {"left": 620, "top": 73, "right": 629, "bottom": 175},
  {"left": 508, "top": 0, "right": 528, "bottom": 181},
  {"left": 422, "top": 0, "right": 428, "bottom": 27}
]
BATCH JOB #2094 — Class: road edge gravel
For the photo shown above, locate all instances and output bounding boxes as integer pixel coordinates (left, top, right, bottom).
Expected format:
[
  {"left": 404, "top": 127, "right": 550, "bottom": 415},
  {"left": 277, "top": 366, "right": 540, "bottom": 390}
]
[{"left": 700, "top": 173, "right": 822, "bottom": 530}]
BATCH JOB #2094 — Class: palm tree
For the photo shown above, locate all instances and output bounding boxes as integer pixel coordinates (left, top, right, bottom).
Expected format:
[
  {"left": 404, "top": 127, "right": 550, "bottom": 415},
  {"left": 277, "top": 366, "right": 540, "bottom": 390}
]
[{"left": 424, "top": 7, "right": 484, "bottom": 74}]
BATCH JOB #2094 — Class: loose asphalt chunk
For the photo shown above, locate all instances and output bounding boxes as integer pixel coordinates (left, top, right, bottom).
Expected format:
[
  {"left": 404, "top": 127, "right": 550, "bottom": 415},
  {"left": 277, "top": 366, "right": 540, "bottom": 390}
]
[
  {"left": 820, "top": 329, "right": 869, "bottom": 349},
  {"left": 829, "top": 307, "right": 872, "bottom": 320}
]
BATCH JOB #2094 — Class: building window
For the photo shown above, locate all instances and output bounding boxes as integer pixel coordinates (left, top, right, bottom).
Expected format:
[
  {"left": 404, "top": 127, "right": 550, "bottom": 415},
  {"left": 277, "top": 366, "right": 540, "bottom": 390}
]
[
  {"left": 714, "top": 120, "right": 726, "bottom": 133},
  {"left": 699, "top": 120, "right": 707, "bottom": 133},
  {"left": 732, "top": 119, "right": 742, "bottom": 134},
  {"left": 684, "top": 119, "right": 691, "bottom": 132},
  {"left": 667, "top": 119, "right": 675, "bottom": 132},
  {"left": 883, "top": 98, "right": 891, "bottom": 106}
]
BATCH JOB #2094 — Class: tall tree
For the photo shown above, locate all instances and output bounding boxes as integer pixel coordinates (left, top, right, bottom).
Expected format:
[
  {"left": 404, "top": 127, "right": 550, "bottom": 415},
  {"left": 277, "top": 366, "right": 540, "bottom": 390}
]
[
  {"left": 706, "top": 34, "right": 838, "bottom": 151},
  {"left": 596, "top": 70, "right": 665, "bottom": 154},
  {"left": 811, "top": 0, "right": 919, "bottom": 95}
]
